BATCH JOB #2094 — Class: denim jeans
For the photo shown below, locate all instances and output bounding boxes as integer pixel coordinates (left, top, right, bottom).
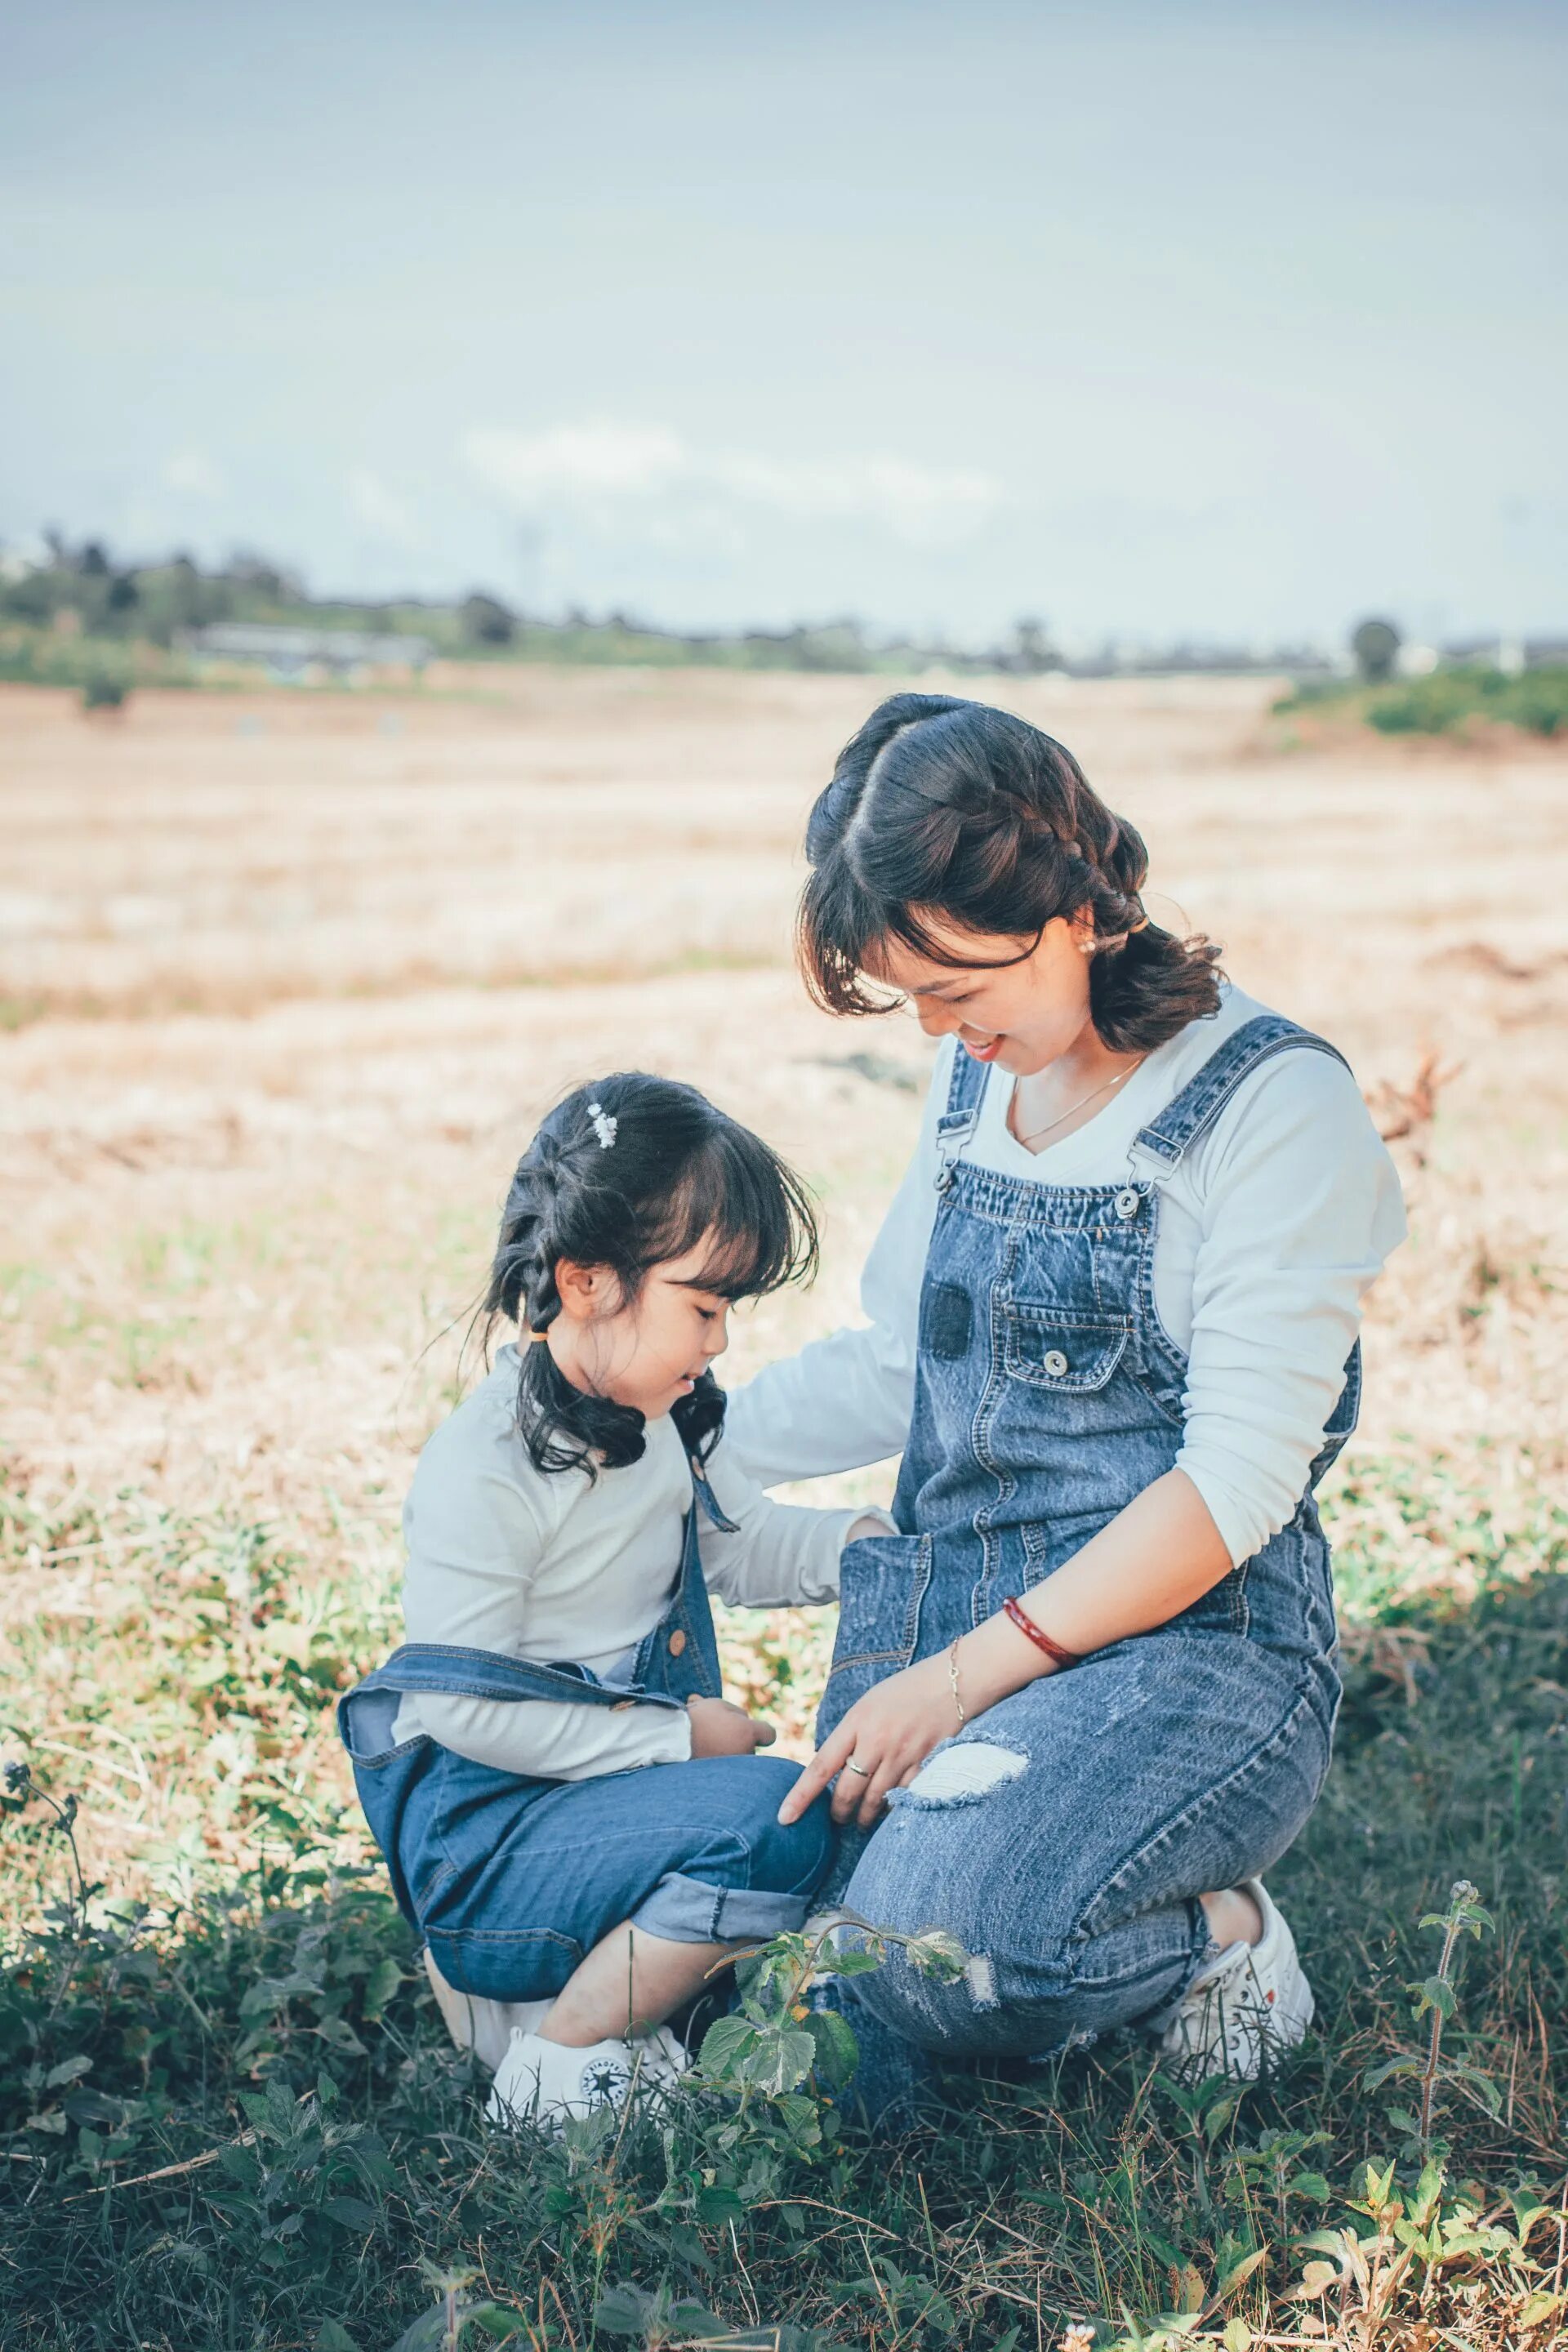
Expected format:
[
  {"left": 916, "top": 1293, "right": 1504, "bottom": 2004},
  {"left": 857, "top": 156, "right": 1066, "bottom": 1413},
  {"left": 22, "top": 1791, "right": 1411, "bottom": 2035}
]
[
  {"left": 821, "top": 1016, "right": 1353, "bottom": 2109},
  {"left": 341, "top": 1462, "right": 835, "bottom": 2002},
  {"left": 409, "top": 1748, "right": 833, "bottom": 2003}
]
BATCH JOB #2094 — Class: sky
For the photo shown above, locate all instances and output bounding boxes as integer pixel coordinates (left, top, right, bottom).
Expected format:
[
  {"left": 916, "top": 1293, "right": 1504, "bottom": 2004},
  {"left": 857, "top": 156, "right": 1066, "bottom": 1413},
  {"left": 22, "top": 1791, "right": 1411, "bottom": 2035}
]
[{"left": 2, "top": 1, "right": 1564, "bottom": 647}]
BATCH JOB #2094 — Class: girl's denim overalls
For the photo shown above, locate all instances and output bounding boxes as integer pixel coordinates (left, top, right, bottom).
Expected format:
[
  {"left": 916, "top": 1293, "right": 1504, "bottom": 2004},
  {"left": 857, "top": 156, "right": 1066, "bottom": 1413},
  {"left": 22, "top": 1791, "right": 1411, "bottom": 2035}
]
[
  {"left": 339, "top": 1461, "right": 833, "bottom": 2002},
  {"left": 827, "top": 1014, "right": 1354, "bottom": 2070}
]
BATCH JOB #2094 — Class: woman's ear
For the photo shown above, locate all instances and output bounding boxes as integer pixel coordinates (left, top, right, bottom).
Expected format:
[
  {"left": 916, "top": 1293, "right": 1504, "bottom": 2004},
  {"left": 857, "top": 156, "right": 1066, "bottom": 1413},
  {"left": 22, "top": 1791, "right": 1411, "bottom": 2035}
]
[{"left": 555, "top": 1259, "right": 618, "bottom": 1323}]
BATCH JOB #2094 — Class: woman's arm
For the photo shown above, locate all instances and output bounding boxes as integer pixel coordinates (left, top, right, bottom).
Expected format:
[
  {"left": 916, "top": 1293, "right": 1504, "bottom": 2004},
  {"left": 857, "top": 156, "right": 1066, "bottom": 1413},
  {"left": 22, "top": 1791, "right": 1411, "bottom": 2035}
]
[
  {"left": 1169, "top": 1047, "right": 1407, "bottom": 1564},
  {"left": 780, "top": 1468, "right": 1227, "bottom": 1824},
  {"left": 698, "top": 1439, "right": 897, "bottom": 1609},
  {"left": 723, "top": 1049, "right": 948, "bottom": 1486}
]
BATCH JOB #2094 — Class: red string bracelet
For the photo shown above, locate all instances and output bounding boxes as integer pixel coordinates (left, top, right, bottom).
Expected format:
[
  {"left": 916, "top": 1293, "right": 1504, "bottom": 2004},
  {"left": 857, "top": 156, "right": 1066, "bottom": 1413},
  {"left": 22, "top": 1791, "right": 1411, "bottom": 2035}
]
[{"left": 1002, "top": 1595, "right": 1085, "bottom": 1671}]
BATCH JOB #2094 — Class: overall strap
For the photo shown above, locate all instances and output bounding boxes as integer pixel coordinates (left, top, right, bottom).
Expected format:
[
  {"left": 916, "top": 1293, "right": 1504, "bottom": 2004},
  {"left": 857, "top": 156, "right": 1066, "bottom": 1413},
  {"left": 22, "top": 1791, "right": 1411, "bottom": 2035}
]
[
  {"left": 688, "top": 1456, "right": 739, "bottom": 1535},
  {"left": 350, "top": 1642, "right": 684, "bottom": 1713},
  {"left": 933, "top": 1042, "right": 987, "bottom": 1193},
  {"left": 1129, "top": 1014, "right": 1351, "bottom": 1179}
]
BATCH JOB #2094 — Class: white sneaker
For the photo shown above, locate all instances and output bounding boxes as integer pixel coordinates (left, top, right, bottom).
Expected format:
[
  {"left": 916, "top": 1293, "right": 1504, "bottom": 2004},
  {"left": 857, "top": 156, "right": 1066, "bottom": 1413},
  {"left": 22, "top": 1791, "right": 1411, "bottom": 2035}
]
[
  {"left": 486, "top": 2025, "right": 688, "bottom": 2134},
  {"left": 1157, "top": 1881, "right": 1314, "bottom": 2082},
  {"left": 422, "top": 1947, "right": 552, "bottom": 2074}
]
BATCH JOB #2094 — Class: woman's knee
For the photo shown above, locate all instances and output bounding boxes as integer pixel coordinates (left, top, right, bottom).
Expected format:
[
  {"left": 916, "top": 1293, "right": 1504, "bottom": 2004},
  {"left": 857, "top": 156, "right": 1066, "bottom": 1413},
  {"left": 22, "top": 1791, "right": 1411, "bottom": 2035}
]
[
  {"left": 840, "top": 1805, "right": 1080, "bottom": 2051},
  {"left": 845, "top": 1799, "right": 1049, "bottom": 1957},
  {"left": 843, "top": 1833, "right": 1085, "bottom": 2054}
]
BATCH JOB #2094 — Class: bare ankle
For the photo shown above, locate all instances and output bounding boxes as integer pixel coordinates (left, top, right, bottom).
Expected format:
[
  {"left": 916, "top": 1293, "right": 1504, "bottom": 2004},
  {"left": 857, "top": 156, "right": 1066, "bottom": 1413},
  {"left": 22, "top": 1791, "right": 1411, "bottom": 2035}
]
[
  {"left": 534, "top": 2002, "right": 611, "bottom": 2050},
  {"left": 1200, "top": 1885, "right": 1264, "bottom": 1949}
]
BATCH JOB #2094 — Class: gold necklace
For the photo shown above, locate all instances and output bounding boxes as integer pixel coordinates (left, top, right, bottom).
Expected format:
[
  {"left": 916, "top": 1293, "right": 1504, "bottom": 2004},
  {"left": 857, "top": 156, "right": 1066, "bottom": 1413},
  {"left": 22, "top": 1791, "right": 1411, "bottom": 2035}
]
[{"left": 1010, "top": 1055, "right": 1147, "bottom": 1152}]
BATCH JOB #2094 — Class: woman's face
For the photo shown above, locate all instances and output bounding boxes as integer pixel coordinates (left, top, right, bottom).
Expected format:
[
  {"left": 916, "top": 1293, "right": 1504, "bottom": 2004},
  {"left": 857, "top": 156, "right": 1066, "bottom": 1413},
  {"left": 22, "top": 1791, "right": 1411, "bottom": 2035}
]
[{"left": 871, "top": 911, "right": 1097, "bottom": 1077}]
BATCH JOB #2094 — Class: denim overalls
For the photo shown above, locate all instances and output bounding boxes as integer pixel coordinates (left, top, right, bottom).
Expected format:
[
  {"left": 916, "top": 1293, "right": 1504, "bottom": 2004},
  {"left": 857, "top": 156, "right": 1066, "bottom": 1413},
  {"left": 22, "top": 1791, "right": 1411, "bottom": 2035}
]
[
  {"left": 829, "top": 1014, "right": 1354, "bottom": 2068},
  {"left": 340, "top": 1458, "right": 833, "bottom": 2002}
]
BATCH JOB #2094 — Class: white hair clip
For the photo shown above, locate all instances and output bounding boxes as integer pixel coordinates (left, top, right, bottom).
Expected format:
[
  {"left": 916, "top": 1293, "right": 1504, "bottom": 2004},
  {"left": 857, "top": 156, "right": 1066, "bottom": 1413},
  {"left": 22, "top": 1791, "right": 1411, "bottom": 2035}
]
[{"left": 586, "top": 1100, "right": 618, "bottom": 1150}]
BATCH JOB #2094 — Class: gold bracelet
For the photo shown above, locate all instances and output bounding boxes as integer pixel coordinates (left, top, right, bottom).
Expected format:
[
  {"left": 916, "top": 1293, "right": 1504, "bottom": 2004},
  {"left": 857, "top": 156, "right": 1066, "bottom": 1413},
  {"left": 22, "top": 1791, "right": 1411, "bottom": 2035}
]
[{"left": 947, "top": 1635, "right": 966, "bottom": 1728}]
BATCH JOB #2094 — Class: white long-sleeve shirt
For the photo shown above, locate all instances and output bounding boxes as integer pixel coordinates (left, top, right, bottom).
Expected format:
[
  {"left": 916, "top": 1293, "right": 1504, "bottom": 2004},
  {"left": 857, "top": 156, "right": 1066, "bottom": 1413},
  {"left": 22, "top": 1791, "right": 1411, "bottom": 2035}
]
[
  {"left": 726, "top": 986, "right": 1406, "bottom": 1567},
  {"left": 391, "top": 1346, "right": 892, "bottom": 1781}
]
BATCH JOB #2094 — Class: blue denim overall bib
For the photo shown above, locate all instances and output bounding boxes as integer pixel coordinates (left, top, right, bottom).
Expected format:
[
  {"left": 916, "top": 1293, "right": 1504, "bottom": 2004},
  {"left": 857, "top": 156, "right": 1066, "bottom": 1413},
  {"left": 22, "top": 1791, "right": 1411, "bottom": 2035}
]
[
  {"left": 829, "top": 1014, "right": 1354, "bottom": 2067},
  {"left": 340, "top": 1459, "right": 833, "bottom": 2002}
]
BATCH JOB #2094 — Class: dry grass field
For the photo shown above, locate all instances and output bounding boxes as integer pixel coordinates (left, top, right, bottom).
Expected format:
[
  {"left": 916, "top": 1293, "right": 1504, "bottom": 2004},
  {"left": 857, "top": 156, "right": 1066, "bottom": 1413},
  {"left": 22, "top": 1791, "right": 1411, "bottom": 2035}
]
[
  {"left": 3, "top": 671, "right": 1566, "bottom": 2349},
  {"left": 2, "top": 668, "right": 1565, "bottom": 1876}
]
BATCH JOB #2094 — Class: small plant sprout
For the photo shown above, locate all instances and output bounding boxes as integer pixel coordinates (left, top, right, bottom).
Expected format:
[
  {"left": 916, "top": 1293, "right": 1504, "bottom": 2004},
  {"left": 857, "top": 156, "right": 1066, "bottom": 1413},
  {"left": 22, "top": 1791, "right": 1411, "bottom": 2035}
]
[
  {"left": 1362, "top": 1877, "right": 1499, "bottom": 2154},
  {"left": 1285, "top": 2154, "right": 1543, "bottom": 2338},
  {"left": 383, "top": 2261, "right": 521, "bottom": 2352},
  {"left": 3, "top": 1756, "right": 90, "bottom": 1936},
  {"left": 695, "top": 1912, "right": 967, "bottom": 2110}
]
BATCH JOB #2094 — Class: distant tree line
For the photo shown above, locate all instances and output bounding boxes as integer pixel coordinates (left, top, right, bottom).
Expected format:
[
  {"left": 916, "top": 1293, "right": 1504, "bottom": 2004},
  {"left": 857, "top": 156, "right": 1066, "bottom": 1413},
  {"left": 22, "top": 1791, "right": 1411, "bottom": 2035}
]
[
  {"left": 11, "top": 537, "right": 1486, "bottom": 688},
  {"left": 0, "top": 537, "right": 310, "bottom": 648},
  {"left": 0, "top": 538, "right": 1089, "bottom": 676}
]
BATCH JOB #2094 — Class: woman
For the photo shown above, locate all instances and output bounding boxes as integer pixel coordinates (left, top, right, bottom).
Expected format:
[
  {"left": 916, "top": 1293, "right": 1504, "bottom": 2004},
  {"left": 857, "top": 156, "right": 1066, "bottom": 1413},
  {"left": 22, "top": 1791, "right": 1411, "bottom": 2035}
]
[{"left": 725, "top": 693, "right": 1405, "bottom": 2118}]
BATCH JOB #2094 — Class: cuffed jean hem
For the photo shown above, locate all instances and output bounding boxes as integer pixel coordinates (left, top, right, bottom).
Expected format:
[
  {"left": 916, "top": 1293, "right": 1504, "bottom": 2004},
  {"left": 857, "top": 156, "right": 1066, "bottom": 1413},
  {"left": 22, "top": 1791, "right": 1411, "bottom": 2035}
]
[{"left": 630, "top": 1871, "right": 818, "bottom": 1944}]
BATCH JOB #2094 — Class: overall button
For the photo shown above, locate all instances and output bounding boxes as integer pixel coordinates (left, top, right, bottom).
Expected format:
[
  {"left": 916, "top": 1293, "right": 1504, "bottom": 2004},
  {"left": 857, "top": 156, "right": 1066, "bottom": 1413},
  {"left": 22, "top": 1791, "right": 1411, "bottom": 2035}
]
[
  {"left": 1115, "top": 1187, "right": 1141, "bottom": 1219},
  {"left": 667, "top": 1628, "right": 688, "bottom": 1657},
  {"left": 1042, "top": 1348, "right": 1070, "bottom": 1379}
]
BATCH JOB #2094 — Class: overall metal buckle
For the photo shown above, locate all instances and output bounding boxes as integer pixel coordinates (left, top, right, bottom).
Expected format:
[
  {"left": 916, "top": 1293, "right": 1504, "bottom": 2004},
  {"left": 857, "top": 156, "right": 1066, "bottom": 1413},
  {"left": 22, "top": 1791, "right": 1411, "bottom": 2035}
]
[{"left": 934, "top": 1107, "right": 978, "bottom": 1193}]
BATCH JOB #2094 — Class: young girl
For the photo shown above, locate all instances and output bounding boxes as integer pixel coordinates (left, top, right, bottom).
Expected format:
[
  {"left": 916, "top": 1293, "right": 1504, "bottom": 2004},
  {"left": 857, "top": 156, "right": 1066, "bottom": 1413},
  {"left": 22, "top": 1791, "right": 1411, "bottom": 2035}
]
[{"left": 339, "top": 1073, "right": 891, "bottom": 2128}]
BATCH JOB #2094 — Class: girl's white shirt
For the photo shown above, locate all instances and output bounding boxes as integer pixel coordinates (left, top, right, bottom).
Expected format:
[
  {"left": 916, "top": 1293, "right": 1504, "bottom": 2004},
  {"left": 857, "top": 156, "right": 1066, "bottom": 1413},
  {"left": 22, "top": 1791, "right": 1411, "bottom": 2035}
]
[
  {"left": 392, "top": 1346, "right": 892, "bottom": 1782},
  {"left": 725, "top": 984, "right": 1407, "bottom": 1567}
]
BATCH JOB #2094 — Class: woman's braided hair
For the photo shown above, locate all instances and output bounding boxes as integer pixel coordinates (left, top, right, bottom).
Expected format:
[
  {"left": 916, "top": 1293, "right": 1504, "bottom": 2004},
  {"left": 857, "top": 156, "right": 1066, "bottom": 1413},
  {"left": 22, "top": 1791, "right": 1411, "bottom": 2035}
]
[
  {"left": 476, "top": 1071, "right": 818, "bottom": 1477},
  {"left": 799, "top": 693, "right": 1222, "bottom": 1051}
]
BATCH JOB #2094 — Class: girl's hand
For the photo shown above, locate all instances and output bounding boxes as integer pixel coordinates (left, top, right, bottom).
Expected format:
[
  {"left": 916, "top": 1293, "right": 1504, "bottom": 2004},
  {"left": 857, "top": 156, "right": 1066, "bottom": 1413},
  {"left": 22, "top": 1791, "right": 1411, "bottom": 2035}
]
[
  {"left": 687, "top": 1695, "right": 777, "bottom": 1758},
  {"left": 777, "top": 1653, "right": 960, "bottom": 1829}
]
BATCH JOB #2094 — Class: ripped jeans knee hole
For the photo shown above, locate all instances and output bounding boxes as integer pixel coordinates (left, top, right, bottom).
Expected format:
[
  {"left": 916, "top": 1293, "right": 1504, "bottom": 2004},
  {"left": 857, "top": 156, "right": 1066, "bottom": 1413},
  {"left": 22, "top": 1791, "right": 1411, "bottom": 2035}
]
[{"left": 900, "top": 1740, "right": 1028, "bottom": 1807}]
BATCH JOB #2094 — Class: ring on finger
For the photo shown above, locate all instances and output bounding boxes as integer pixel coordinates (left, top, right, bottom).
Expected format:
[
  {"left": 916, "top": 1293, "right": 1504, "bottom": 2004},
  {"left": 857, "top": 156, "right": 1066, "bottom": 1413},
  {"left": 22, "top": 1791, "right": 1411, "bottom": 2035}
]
[{"left": 844, "top": 1758, "right": 871, "bottom": 1779}]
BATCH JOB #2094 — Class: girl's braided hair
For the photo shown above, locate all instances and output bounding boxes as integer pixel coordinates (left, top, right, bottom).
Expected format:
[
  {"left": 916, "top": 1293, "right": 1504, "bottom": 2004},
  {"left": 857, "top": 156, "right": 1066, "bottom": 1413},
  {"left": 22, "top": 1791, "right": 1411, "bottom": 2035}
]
[
  {"left": 799, "top": 693, "right": 1222, "bottom": 1050},
  {"left": 478, "top": 1072, "right": 818, "bottom": 1478}
]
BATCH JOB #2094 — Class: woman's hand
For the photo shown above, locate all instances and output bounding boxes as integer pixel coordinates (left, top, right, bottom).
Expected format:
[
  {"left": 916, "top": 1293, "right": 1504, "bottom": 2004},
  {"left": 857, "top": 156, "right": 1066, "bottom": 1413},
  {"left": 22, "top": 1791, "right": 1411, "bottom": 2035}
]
[
  {"left": 687, "top": 1695, "right": 777, "bottom": 1758},
  {"left": 776, "top": 1472, "right": 1236, "bottom": 1830},
  {"left": 777, "top": 1652, "right": 961, "bottom": 1829}
]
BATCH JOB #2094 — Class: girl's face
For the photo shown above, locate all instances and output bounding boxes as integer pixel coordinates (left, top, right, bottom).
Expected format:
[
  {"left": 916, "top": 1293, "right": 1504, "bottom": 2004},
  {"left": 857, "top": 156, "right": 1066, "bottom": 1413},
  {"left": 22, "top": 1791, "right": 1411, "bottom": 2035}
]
[
  {"left": 871, "top": 908, "right": 1097, "bottom": 1077},
  {"left": 546, "top": 1239, "right": 733, "bottom": 1422}
]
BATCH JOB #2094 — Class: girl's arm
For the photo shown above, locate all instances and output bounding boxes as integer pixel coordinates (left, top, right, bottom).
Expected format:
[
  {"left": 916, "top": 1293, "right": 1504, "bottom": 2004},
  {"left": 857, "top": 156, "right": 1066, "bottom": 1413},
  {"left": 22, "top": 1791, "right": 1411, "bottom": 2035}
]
[
  {"left": 782, "top": 1051, "right": 1406, "bottom": 1828},
  {"left": 722, "top": 1049, "right": 949, "bottom": 1486},
  {"left": 416, "top": 1686, "right": 692, "bottom": 1780}
]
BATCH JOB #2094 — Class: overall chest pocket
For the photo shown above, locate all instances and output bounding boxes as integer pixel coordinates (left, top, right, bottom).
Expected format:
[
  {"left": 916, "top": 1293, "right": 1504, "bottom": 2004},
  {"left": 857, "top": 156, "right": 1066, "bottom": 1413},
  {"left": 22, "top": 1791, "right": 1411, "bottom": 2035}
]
[{"left": 1004, "top": 1307, "right": 1130, "bottom": 1392}]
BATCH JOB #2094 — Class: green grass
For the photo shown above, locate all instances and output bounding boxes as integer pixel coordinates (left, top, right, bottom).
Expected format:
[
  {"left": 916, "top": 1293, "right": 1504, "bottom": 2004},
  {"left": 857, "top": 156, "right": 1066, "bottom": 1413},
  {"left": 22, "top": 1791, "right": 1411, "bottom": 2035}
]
[
  {"left": 1275, "top": 666, "right": 1568, "bottom": 741},
  {"left": 2, "top": 1454, "right": 1566, "bottom": 2349}
]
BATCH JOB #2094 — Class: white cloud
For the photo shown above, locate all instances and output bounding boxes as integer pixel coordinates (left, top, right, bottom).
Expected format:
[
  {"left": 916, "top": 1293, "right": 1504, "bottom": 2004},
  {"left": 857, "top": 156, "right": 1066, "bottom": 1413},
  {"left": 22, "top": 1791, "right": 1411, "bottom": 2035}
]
[
  {"left": 463, "top": 421, "right": 1000, "bottom": 547},
  {"left": 707, "top": 451, "right": 998, "bottom": 540},
  {"left": 466, "top": 423, "right": 685, "bottom": 503},
  {"left": 163, "top": 449, "right": 225, "bottom": 499},
  {"left": 347, "top": 467, "right": 420, "bottom": 546}
]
